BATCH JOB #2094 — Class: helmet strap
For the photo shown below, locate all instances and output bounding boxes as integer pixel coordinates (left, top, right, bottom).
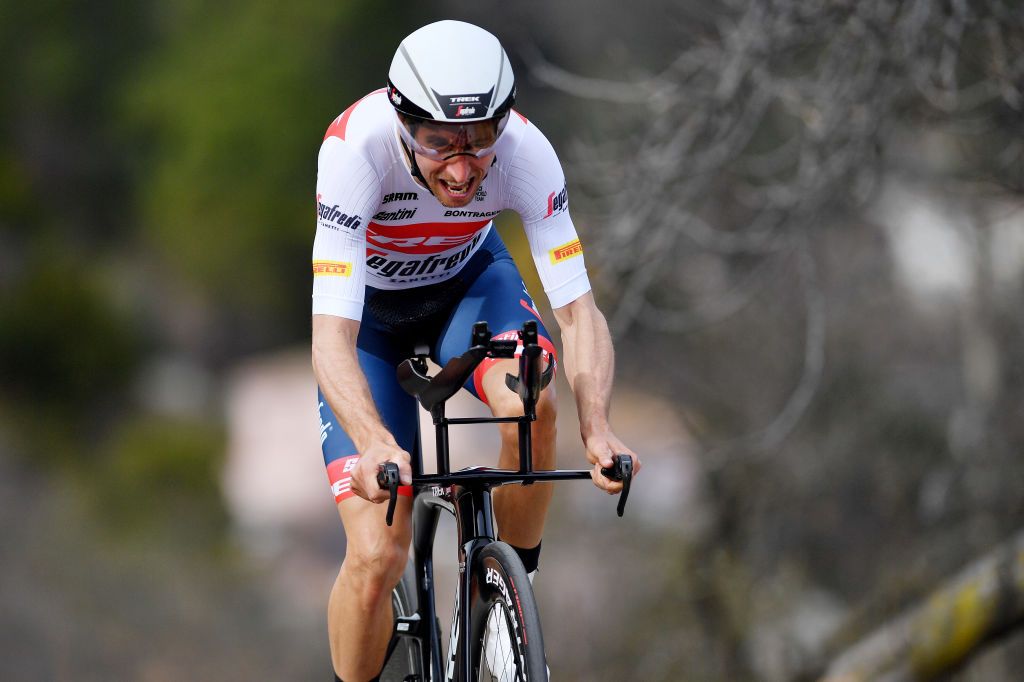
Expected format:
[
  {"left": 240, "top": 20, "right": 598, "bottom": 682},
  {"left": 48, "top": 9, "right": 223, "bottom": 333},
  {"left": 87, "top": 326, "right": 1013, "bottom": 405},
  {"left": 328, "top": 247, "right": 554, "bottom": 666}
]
[{"left": 399, "top": 138, "right": 435, "bottom": 197}]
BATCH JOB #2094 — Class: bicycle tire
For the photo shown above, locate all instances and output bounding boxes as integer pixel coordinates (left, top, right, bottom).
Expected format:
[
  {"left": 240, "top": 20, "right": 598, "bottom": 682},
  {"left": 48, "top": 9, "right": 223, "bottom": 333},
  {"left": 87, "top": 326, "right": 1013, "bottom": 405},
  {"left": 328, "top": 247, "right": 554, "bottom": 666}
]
[
  {"left": 469, "top": 542, "right": 547, "bottom": 681},
  {"left": 380, "top": 559, "right": 425, "bottom": 682}
]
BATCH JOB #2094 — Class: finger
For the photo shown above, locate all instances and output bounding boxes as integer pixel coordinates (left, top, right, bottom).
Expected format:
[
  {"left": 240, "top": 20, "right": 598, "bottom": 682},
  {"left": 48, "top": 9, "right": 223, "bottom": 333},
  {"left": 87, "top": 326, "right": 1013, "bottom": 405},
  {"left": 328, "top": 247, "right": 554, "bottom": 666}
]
[
  {"left": 367, "top": 486, "right": 389, "bottom": 504},
  {"left": 357, "top": 475, "right": 387, "bottom": 504},
  {"left": 398, "top": 458, "right": 413, "bottom": 486},
  {"left": 591, "top": 463, "right": 622, "bottom": 494},
  {"left": 589, "top": 446, "right": 614, "bottom": 469}
]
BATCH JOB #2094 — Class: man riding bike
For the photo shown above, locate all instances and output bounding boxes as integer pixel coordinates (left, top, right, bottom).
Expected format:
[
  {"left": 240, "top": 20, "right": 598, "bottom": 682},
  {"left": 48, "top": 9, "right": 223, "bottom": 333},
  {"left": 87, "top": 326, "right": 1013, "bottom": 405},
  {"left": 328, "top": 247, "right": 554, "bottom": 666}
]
[{"left": 311, "top": 20, "right": 641, "bottom": 681}]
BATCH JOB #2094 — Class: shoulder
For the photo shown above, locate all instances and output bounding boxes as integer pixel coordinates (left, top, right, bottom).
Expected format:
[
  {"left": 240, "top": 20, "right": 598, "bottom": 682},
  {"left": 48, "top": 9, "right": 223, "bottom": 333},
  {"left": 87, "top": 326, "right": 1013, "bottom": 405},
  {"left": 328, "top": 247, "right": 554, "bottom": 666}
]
[
  {"left": 495, "top": 110, "right": 561, "bottom": 167},
  {"left": 494, "top": 111, "right": 567, "bottom": 219},
  {"left": 318, "top": 89, "right": 395, "bottom": 170},
  {"left": 322, "top": 88, "right": 392, "bottom": 145}
]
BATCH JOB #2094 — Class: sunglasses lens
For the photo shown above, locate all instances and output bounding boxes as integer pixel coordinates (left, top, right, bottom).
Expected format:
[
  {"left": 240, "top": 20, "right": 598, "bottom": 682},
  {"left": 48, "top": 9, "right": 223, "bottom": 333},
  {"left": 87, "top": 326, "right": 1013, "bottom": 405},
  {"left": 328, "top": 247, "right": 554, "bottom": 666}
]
[{"left": 398, "top": 113, "right": 509, "bottom": 158}]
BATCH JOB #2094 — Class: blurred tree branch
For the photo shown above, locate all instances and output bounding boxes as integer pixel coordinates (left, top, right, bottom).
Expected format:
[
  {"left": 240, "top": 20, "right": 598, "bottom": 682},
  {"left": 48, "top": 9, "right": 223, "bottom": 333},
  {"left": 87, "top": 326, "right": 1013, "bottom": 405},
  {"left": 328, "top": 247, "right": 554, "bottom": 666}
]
[
  {"left": 527, "top": 0, "right": 1024, "bottom": 461},
  {"left": 819, "top": 530, "right": 1024, "bottom": 681}
]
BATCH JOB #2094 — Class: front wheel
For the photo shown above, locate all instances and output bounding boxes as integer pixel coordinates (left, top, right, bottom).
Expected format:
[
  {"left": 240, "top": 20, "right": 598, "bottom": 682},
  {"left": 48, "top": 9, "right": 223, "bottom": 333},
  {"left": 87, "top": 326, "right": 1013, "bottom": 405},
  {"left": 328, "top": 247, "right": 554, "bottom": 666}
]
[{"left": 469, "top": 542, "right": 547, "bottom": 681}]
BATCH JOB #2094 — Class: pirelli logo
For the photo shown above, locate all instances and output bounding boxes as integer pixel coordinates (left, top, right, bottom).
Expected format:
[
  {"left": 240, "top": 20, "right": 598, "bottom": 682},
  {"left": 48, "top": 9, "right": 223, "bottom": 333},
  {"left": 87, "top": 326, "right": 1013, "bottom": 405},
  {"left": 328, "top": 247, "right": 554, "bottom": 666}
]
[
  {"left": 312, "top": 260, "right": 353, "bottom": 277},
  {"left": 549, "top": 239, "right": 583, "bottom": 264}
]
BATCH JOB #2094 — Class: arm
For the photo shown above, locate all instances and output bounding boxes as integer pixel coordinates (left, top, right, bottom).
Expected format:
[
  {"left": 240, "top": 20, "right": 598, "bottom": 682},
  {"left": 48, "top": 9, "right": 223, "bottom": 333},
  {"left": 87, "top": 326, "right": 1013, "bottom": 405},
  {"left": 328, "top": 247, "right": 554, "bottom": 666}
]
[
  {"left": 312, "top": 314, "right": 412, "bottom": 502},
  {"left": 552, "top": 292, "right": 641, "bottom": 493}
]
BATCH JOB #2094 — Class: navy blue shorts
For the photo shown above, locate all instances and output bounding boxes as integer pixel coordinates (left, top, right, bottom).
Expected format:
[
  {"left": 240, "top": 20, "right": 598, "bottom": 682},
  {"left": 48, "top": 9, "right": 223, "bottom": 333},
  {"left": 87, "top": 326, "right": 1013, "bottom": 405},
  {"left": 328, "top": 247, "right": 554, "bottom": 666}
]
[{"left": 318, "top": 229, "right": 555, "bottom": 500}]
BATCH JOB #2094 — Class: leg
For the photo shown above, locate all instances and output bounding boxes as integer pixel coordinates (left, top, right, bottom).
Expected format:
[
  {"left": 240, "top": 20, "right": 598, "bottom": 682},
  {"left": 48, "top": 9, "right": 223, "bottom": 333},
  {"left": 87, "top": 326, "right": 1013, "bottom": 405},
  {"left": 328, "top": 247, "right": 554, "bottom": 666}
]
[
  {"left": 329, "top": 495, "right": 413, "bottom": 681},
  {"left": 319, "top": 325, "right": 419, "bottom": 681},
  {"left": 482, "top": 360, "right": 558, "bottom": 548}
]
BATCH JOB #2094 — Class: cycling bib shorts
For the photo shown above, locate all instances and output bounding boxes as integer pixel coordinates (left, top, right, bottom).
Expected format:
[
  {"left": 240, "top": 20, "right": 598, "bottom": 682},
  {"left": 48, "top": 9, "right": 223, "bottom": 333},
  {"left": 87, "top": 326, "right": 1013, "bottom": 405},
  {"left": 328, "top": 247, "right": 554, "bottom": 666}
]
[{"left": 318, "top": 229, "right": 555, "bottom": 503}]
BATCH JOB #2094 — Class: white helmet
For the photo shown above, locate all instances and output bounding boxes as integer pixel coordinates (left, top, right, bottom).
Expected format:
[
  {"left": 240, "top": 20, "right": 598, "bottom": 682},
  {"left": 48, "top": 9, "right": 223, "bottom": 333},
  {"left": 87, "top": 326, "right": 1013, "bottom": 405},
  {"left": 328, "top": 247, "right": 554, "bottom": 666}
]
[{"left": 387, "top": 20, "right": 516, "bottom": 124}]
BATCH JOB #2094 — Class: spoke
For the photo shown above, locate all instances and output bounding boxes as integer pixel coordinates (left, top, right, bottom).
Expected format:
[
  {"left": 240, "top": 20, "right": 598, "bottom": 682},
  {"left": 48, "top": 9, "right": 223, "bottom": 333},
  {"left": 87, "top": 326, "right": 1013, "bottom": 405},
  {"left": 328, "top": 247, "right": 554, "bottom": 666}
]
[{"left": 481, "top": 601, "right": 524, "bottom": 681}]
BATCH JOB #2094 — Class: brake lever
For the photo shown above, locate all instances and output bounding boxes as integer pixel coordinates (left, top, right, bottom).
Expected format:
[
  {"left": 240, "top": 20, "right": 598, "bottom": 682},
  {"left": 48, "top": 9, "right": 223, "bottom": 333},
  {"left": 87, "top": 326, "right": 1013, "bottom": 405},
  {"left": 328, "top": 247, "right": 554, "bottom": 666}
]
[
  {"left": 600, "top": 454, "right": 633, "bottom": 517},
  {"left": 377, "top": 462, "right": 400, "bottom": 527}
]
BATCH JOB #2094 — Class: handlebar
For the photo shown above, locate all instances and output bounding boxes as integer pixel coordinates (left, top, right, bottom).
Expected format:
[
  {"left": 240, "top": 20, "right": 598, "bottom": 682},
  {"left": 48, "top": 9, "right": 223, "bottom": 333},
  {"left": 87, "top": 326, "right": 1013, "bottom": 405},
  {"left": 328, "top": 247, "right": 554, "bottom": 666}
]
[
  {"left": 377, "top": 320, "right": 635, "bottom": 527},
  {"left": 376, "top": 454, "right": 634, "bottom": 527}
]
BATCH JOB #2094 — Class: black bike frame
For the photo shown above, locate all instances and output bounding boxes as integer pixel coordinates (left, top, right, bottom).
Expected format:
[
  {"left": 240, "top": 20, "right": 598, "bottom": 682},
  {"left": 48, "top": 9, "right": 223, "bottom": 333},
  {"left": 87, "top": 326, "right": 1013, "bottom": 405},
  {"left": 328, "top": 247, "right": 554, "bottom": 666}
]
[
  {"left": 383, "top": 321, "right": 628, "bottom": 682},
  {"left": 406, "top": 398, "right": 591, "bottom": 681}
]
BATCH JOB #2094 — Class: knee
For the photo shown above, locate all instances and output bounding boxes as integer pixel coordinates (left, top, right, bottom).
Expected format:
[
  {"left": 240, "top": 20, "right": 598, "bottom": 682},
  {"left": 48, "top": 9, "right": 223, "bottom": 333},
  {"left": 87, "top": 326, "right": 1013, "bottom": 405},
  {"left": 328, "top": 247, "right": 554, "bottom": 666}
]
[
  {"left": 495, "top": 388, "right": 557, "bottom": 442},
  {"left": 534, "top": 388, "right": 557, "bottom": 426},
  {"left": 342, "top": 531, "right": 409, "bottom": 605},
  {"left": 489, "top": 379, "right": 557, "bottom": 419}
]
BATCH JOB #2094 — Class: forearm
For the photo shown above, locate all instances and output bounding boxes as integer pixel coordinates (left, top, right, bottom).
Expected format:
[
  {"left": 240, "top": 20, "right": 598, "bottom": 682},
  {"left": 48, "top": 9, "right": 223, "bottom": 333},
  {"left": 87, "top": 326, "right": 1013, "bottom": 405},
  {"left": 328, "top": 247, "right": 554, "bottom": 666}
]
[
  {"left": 555, "top": 294, "right": 615, "bottom": 439},
  {"left": 312, "top": 315, "right": 397, "bottom": 452}
]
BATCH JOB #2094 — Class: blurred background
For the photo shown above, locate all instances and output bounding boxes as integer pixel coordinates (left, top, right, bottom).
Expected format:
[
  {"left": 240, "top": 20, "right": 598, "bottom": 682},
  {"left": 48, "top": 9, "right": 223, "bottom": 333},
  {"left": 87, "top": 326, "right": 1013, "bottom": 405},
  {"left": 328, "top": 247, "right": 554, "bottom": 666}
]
[{"left": 2, "top": 1, "right": 1024, "bottom": 680}]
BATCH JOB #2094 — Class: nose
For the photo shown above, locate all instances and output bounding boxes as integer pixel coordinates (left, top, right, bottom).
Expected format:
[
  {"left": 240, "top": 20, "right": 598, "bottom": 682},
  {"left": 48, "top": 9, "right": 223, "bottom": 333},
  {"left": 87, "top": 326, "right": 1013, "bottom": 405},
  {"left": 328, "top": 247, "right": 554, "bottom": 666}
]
[{"left": 443, "top": 155, "right": 473, "bottom": 184}]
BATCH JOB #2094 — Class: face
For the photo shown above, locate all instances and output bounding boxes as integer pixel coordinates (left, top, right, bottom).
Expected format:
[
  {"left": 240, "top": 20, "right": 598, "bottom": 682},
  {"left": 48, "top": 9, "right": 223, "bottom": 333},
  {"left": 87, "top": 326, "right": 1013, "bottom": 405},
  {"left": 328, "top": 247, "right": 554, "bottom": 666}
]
[
  {"left": 414, "top": 146, "right": 493, "bottom": 208},
  {"left": 401, "top": 116, "right": 503, "bottom": 207}
]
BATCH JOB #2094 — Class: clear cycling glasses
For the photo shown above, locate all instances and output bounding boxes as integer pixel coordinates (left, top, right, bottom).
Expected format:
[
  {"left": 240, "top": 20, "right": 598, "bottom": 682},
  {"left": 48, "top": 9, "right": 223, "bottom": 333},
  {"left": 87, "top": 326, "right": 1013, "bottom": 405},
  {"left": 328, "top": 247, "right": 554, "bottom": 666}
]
[{"left": 396, "top": 112, "right": 511, "bottom": 160}]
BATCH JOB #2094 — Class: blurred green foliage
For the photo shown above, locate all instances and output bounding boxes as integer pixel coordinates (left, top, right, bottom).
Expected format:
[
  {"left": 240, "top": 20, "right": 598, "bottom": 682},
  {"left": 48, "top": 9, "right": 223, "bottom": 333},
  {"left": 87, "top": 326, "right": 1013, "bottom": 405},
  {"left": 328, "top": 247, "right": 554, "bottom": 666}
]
[
  {"left": 0, "top": 0, "right": 429, "bottom": 538},
  {"left": 123, "top": 0, "right": 348, "bottom": 310},
  {"left": 90, "top": 415, "right": 227, "bottom": 544},
  {"left": 0, "top": 251, "right": 139, "bottom": 408}
]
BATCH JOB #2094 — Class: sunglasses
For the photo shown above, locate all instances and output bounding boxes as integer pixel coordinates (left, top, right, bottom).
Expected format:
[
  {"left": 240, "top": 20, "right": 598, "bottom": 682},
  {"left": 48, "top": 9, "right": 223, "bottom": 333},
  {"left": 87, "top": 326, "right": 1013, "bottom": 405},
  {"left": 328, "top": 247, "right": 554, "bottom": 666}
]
[{"left": 396, "top": 112, "right": 511, "bottom": 160}]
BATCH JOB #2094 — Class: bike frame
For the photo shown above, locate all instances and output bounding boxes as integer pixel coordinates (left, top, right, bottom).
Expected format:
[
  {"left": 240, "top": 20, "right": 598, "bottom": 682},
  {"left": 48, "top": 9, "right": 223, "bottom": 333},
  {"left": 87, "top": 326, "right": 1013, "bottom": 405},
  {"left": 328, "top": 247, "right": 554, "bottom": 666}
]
[
  {"left": 402, "top": 398, "right": 591, "bottom": 680},
  {"left": 383, "top": 321, "right": 629, "bottom": 681}
]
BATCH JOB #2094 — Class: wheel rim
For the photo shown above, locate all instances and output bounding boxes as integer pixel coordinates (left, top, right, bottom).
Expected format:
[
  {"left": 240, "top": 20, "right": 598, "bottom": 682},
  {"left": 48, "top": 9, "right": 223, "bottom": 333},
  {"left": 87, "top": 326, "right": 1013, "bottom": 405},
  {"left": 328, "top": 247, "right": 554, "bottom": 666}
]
[{"left": 477, "top": 598, "right": 526, "bottom": 682}]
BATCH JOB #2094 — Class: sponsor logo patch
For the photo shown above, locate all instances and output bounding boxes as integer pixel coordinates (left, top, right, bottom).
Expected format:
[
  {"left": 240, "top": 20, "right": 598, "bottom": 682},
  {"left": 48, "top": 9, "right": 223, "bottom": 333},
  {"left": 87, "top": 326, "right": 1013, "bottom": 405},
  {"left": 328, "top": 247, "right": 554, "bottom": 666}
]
[
  {"left": 381, "top": 192, "right": 418, "bottom": 204},
  {"left": 366, "top": 219, "right": 490, "bottom": 255},
  {"left": 373, "top": 207, "right": 418, "bottom": 221},
  {"left": 365, "top": 232, "right": 483, "bottom": 281},
  {"left": 312, "top": 260, "right": 353, "bottom": 277},
  {"left": 549, "top": 239, "right": 583, "bottom": 264},
  {"left": 435, "top": 88, "right": 494, "bottom": 120},
  {"left": 442, "top": 208, "right": 500, "bottom": 218},
  {"left": 545, "top": 184, "right": 568, "bottom": 219},
  {"left": 316, "top": 194, "right": 362, "bottom": 231}
]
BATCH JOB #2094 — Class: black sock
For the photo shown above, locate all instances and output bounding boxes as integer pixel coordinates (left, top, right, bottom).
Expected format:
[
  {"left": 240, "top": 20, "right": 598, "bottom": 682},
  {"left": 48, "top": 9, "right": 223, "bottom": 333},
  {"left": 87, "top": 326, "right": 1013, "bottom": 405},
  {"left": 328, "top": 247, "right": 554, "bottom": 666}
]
[{"left": 504, "top": 540, "right": 542, "bottom": 573}]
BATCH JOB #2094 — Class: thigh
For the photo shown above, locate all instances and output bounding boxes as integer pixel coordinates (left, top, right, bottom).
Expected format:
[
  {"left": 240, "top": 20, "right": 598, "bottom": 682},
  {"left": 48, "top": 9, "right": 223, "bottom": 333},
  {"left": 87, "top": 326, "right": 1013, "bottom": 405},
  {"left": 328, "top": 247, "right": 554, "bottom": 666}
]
[
  {"left": 319, "top": 322, "right": 419, "bottom": 503},
  {"left": 435, "top": 252, "right": 556, "bottom": 403}
]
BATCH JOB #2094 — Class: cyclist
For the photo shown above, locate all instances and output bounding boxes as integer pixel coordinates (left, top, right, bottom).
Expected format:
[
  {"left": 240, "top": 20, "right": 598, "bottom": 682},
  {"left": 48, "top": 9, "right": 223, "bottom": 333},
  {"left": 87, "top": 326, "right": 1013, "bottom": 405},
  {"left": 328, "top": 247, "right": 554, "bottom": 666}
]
[{"left": 312, "top": 20, "right": 641, "bottom": 681}]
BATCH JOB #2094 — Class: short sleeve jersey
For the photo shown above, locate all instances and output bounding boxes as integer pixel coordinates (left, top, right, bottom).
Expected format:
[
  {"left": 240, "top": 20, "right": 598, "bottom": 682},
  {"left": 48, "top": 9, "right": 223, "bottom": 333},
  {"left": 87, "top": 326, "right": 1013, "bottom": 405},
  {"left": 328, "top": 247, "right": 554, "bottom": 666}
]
[{"left": 312, "top": 89, "right": 591, "bottom": 321}]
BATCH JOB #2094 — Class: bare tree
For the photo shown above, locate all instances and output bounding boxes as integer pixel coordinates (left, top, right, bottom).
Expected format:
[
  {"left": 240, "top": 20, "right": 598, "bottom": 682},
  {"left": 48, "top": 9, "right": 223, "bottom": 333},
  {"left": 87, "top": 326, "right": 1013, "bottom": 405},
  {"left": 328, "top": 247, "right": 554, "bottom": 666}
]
[
  {"left": 522, "top": 2, "right": 1024, "bottom": 679},
  {"left": 529, "top": 0, "right": 1023, "bottom": 457}
]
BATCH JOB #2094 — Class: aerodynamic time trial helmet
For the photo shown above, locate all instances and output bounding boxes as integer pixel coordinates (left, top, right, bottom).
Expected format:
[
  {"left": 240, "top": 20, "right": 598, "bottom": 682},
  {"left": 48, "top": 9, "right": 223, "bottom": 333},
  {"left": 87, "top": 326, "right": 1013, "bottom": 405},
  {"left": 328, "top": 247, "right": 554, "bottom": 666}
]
[{"left": 388, "top": 20, "right": 516, "bottom": 160}]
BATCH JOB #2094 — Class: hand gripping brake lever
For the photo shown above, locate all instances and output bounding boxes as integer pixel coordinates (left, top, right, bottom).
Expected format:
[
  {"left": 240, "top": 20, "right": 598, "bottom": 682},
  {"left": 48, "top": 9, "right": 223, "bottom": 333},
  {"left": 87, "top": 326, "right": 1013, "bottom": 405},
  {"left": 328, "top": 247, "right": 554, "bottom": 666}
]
[
  {"left": 600, "top": 454, "right": 634, "bottom": 517},
  {"left": 376, "top": 462, "right": 401, "bottom": 527}
]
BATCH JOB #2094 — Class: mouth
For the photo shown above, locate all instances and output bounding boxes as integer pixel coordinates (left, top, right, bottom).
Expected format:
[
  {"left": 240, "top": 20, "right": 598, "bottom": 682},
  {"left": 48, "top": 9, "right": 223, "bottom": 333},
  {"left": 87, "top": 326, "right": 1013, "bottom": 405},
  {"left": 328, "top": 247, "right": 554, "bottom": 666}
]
[{"left": 438, "top": 178, "right": 473, "bottom": 199}]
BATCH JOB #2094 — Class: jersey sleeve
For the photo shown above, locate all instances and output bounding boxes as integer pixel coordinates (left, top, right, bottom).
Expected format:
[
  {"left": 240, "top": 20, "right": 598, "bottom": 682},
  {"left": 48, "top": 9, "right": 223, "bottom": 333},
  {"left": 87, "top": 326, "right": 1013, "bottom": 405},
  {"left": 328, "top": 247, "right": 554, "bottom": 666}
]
[
  {"left": 311, "top": 138, "right": 381, "bottom": 320},
  {"left": 506, "top": 123, "right": 592, "bottom": 309}
]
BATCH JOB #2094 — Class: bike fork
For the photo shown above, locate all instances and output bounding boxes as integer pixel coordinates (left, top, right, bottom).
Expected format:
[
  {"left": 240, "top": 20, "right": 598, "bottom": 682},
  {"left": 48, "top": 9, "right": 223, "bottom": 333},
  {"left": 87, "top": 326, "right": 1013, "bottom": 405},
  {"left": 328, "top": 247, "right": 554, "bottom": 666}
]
[{"left": 412, "top": 494, "right": 445, "bottom": 681}]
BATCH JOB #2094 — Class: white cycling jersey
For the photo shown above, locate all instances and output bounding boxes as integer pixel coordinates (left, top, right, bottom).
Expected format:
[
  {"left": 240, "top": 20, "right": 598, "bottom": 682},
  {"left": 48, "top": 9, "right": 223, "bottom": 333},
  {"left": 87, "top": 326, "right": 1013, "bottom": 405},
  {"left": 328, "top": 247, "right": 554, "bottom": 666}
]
[{"left": 312, "top": 89, "right": 591, "bottom": 321}]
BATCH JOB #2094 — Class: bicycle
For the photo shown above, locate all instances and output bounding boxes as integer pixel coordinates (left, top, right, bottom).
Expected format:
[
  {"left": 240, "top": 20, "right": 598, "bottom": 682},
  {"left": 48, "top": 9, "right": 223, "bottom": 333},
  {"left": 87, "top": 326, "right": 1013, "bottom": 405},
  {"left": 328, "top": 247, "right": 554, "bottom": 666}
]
[{"left": 374, "top": 319, "right": 634, "bottom": 682}]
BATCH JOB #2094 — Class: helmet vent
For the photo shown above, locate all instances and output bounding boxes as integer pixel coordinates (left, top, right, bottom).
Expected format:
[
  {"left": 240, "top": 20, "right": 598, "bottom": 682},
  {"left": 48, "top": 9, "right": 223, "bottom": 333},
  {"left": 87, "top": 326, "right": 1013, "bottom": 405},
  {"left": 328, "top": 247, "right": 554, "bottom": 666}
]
[
  {"left": 490, "top": 44, "right": 505, "bottom": 118},
  {"left": 399, "top": 43, "right": 442, "bottom": 115}
]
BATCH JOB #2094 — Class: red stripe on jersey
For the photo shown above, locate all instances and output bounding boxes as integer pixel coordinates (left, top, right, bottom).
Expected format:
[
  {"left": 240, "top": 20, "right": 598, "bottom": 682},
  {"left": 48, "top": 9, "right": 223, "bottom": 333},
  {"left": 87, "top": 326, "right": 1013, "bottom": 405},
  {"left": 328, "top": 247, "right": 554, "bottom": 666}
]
[
  {"left": 324, "top": 89, "right": 386, "bottom": 142},
  {"left": 366, "top": 219, "right": 490, "bottom": 255},
  {"left": 513, "top": 109, "right": 529, "bottom": 125}
]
